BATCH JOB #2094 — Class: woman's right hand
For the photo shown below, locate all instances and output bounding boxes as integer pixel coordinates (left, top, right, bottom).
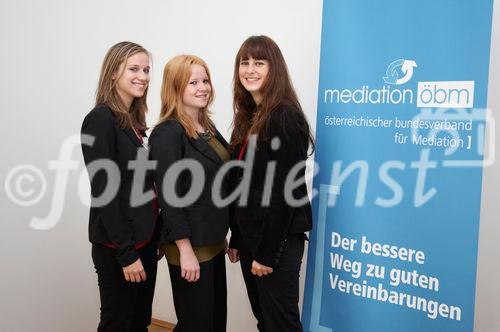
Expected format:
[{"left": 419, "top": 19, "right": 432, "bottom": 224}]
[
  {"left": 122, "top": 258, "right": 146, "bottom": 282},
  {"left": 176, "top": 238, "right": 200, "bottom": 282}
]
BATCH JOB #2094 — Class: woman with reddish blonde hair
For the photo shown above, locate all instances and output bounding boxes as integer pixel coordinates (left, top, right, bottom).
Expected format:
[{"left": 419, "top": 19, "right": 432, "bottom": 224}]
[{"left": 150, "top": 55, "right": 229, "bottom": 332}]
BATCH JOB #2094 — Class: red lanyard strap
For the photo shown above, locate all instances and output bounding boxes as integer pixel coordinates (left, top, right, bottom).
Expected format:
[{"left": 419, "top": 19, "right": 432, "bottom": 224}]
[
  {"left": 134, "top": 128, "right": 144, "bottom": 144},
  {"left": 238, "top": 139, "right": 248, "bottom": 160}
]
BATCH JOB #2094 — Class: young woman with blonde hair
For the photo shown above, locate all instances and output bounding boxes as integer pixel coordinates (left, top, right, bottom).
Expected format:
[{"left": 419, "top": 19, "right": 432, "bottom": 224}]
[{"left": 81, "top": 41, "right": 159, "bottom": 332}]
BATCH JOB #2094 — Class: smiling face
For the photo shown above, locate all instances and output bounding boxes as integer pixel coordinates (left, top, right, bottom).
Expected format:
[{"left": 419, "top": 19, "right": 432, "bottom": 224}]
[
  {"left": 238, "top": 56, "right": 269, "bottom": 104},
  {"left": 182, "top": 64, "right": 212, "bottom": 113},
  {"left": 114, "top": 52, "right": 150, "bottom": 108}
]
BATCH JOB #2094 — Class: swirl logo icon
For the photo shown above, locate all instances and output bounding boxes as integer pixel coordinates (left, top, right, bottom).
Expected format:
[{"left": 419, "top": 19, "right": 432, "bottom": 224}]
[{"left": 383, "top": 59, "right": 418, "bottom": 85}]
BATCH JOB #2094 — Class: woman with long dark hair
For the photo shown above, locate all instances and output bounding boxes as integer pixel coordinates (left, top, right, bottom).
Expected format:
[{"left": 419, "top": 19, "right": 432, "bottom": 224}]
[
  {"left": 228, "top": 35, "right": 314, "bottom": 331},
  {"left": 81, "top": 41, "right": 159, "bottom": 332}
]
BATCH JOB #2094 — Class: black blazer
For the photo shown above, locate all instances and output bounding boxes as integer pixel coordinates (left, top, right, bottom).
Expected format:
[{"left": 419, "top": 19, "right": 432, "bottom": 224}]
[
  {"left": 229, "top": 105, "right": 313, "bottom": 267},
  {"left": 149, "top": 119, "right": 229, "bottom": 247},
  {"left": 81, "top": 105, "right": 158, "bottom": 267}
]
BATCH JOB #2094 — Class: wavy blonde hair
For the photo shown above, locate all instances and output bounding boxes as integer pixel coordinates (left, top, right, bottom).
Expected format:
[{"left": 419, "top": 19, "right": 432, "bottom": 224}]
[
  {"left": 158, "top": 55, "right": 215, "bottom": 138},
  {"left": 95, "top": 41, "right": 150, "bottom": 129}
]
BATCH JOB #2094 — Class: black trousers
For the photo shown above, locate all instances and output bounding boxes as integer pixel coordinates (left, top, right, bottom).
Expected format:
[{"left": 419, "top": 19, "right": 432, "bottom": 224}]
[
  {"left": 239, "top": 233, "right": 305, "bottom": 332},
  {"left": 168, "top": 250, "right": 227, "bottom": 332},
  {"left": 92, "top": 241, "right": 157, "bottom": 332}
]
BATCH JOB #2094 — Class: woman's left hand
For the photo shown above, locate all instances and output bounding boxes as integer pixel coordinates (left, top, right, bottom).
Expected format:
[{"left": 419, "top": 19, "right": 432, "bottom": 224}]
[{"left": 251, "top": 260, "right": 273, "bottom": 276}]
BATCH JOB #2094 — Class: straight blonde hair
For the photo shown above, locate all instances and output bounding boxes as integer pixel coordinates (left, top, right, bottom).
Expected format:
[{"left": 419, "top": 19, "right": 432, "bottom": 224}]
[{"left": 96, "top": 41, "right": 150, "bottom": 129}]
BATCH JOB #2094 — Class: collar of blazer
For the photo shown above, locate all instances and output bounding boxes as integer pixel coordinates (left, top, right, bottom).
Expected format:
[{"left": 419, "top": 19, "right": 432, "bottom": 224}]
[
  {"left": 123, "top": 127, "right": 144, "bottom": 148},
  {"left": 102, "top": 105, "right": 145, "bottom": 148},
  {"left": 187, "top": 129, "right": 228, "bottom": 165}
]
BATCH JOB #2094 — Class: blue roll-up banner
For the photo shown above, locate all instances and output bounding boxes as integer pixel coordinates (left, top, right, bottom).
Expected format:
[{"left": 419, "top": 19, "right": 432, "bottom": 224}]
[{"left": 302, "top": 1, "right": 494, "bottom": 331}]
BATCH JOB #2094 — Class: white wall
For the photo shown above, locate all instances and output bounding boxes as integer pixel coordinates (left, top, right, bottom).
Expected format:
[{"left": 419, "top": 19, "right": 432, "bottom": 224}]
[
  {"left": 475, "top": 1, "right": 500, "bottom": 331},
  {"left": 0, "top": 1, "right": 497, "bottom": 331}
]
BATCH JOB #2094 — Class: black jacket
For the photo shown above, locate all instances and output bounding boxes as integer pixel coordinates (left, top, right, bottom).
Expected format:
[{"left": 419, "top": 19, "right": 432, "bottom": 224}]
[
  {"left": 149, "top": 119, "right": 230, "bottom": 246},
  {"left": 81, "top": 105, "right": 158, "bottom": 267},
  {"left": 229, "top": 105, "right": 313, "bottom": 267}
]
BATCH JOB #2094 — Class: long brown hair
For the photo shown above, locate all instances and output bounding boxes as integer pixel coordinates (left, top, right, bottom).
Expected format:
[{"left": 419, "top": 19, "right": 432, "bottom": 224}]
[
  {"left": 231, "top": 35, "right": 314, "bottom": 151},
  {"left": 95, "top": 41, "right": 149, "bottom": 129},
  {"left": 158, "top": 55, "right": 215, "bottom": 138}
]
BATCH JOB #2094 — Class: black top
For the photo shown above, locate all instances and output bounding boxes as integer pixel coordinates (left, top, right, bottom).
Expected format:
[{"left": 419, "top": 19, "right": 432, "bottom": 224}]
[
  {"left": 81, "top": 105, "right": 158, "bottom": 267},
  {"left": 149, "top": 119, "right": 230, "bottom": 247},
  {"left": 229, "top": 105, "right": 313, "bottom": 267}
]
